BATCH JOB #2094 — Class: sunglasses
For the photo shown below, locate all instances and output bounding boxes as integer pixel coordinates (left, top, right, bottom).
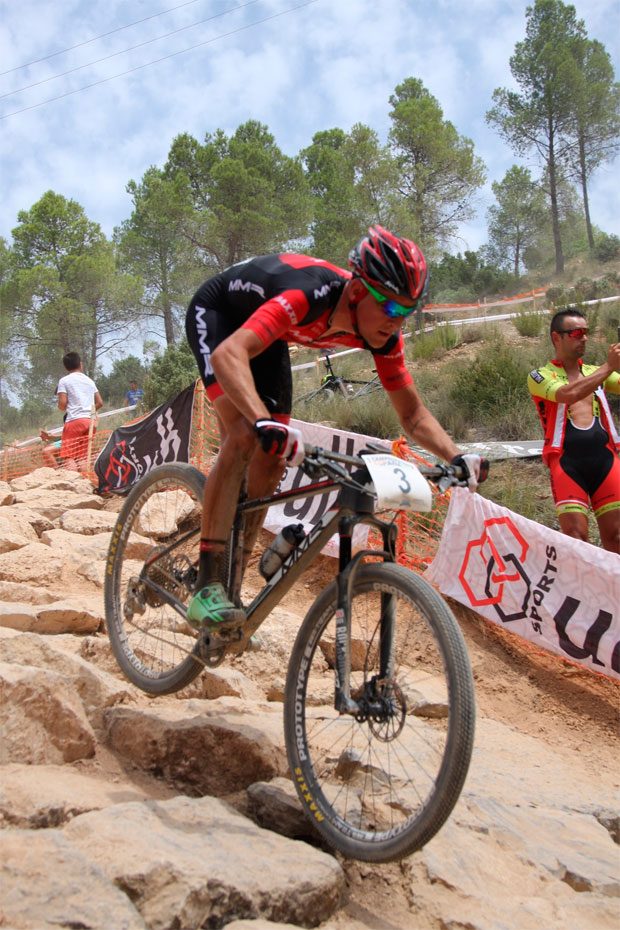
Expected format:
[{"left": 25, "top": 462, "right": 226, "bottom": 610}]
[
  {"left": 558, "top": 326, "right": 589, "bottom": 338},
  {"left": 359, "top": 278, "right": 418, "bottom": 318}
]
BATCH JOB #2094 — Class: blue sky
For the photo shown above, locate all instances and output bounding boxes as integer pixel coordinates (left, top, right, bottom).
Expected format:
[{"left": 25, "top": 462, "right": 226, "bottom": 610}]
[{"left": 1, "top": 0, "right": 619, "bottom": 255}]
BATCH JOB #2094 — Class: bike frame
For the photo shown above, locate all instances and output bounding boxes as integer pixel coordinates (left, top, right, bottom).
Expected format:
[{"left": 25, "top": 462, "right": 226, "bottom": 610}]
[
  {"left": 141, "top": 458, "right": 400, "bottom": 714},
  {"left": 227, "top": 480, "right": 399, "bottom": 713}
]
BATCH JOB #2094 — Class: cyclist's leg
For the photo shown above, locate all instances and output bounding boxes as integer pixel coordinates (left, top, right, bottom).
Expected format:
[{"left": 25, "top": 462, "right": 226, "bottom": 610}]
[
  {"left": 596, "top": 507, "right": 620, "bottom": 554},
  {"left": 591, "top": 451, "right": 620, "bottom": 554},
  {"left": 186, "top": 295, "right": 249, "bottom": 628},
  {"left": 239, "top": 340, "right": 293, "bottom": 565},
  {"left": 187, "top": 306, "right": 292, "bottom": 627},
  {"left": 548, "top": 453, "right": 590, "bottom": 543},
  {"left": 242, "top": 424, "right": 288, "bottom": 565}
]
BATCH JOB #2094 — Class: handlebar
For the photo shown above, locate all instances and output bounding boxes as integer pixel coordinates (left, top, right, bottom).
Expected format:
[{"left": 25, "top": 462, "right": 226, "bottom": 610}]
[{"left": 300, "top": 441, "right": 469, "bottom": 489}]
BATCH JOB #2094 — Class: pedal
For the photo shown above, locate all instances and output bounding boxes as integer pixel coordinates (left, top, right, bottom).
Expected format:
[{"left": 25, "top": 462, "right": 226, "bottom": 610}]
[{"left": 195, "top": 631, "right": 227, "bottom": 667}]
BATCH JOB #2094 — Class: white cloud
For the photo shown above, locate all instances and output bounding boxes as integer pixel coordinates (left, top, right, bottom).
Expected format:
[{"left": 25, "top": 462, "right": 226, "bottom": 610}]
[{"left": 1, "top": 0, "right": 619, "bottom": 246}]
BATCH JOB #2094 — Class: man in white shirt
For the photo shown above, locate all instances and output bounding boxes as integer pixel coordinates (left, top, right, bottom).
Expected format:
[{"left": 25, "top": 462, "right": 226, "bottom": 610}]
[{"left": 56, "top": 352, "right": 103, "bottom": 471}]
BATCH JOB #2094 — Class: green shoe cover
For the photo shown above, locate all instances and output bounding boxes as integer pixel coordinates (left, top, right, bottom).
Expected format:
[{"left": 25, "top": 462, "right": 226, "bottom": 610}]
[{"left": 187, "top": 582, "right": 245, "bottom": 631}]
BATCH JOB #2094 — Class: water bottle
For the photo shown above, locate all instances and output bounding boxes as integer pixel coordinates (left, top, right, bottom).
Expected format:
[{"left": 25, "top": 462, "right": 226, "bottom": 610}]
[{"left": 259, "top": 523, "right": 306, "bottom": 580}]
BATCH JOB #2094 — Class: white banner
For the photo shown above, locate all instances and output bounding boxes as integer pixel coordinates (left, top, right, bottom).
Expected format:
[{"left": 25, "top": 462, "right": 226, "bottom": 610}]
[
  {"left": 425, "top": 488, "right": 620, "bottom": 681},
  {"left": 263, "top": 419, "right": 390, "bottom": 557}
]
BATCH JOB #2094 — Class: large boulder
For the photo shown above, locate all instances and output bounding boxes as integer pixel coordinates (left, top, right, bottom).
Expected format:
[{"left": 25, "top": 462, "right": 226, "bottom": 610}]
[
  {"left": 0, "top": 829, "right": 147, "bottom": 929},
  {"left": 10, "top": 467, "right": 94, "bottom": 494},
  {"left": 104, "top": 699, "right": 288, "bottom": 796},
  {"left": 0, "top": 599, "right": 103, "bottom": 634},
  {"left": 0, "top": 633, "right": 136, "bottom": 723},
  {"left": 0, "top": 503, "right": 55, "bottom": 536},
  {"left": 63, "top": 795, "right": 344, "bottom": 929},
  {"left": 59, "top": 508, "right": 120, "bottom": 534},
  {"left": 0, "top": 512, "right": 38, "bottom": 552},
  {"left": 0, "top": 579, "right": 58, "bottom": 604},
  {"left": 0, "top": 661, "right": 96, "bottom": 763},
  {"left": 0, "top": 763, "right": 156, "bottom": 828},
  {"left": 10, "top": 488, "right": 104, "bottom": 520},
  {"left": 0, "top": 541, "right": 70, "bottom": 585},
  {"left": 0, "top": 478, "right": 14, "bottom": 504}
]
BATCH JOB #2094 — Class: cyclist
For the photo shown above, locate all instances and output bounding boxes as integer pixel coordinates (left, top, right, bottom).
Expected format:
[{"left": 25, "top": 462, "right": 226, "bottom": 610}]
[
  {"left": 528, "top": 307, "right": 620, "bottom": 553},
  {"left": 186, "top": 226, "right": 488, "bottom": 630}
]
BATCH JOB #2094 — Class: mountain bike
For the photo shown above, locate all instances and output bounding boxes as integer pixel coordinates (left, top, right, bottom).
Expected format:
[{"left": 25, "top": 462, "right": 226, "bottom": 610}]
[
  {"left": 104, "top": 443, "right": 475, "bottom": 862},
  {"left": 294, "top": 352, "right": 381, "bottom": 406}
]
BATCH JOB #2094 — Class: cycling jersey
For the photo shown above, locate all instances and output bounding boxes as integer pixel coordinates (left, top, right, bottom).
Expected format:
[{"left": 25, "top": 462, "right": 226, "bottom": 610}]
[
  {"left": 528, "top": 358, "right": 620, "bottom": 519},
  {"left": 527, "top": 359, "right": 620, "bottom": 462},
  {"left": 186, "top": 254, "right": 413, "bottom": 410}
]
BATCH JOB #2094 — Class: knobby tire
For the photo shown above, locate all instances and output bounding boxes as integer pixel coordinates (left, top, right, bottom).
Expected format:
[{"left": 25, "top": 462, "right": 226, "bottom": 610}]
[
  {"left": 284, "top": 562, "right": 475, "bottom": 862},
  {"left": 104, "top": 462, "right": 207, "bottom": 695}
]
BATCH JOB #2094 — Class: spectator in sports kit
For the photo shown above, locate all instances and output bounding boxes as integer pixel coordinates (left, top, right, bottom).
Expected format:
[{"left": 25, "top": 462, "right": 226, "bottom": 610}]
[
  {"left": 56, "top": 352, "right": 103, "bottom": 471},
  {"left": 124, "top": 380, "right": 144, "bottom": 408},
  {"left": 527, "top": 307, "right": 620, "bottom": 553}
]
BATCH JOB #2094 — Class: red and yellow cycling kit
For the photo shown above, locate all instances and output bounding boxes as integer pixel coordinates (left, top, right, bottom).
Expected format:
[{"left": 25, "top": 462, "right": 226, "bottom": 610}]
[{"left": 527, "top": 359, "right": 620, "bottom": 518}]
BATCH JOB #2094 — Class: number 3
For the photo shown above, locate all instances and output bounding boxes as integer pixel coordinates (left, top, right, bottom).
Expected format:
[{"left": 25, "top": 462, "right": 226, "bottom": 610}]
[{"left": 393, "top": 466, "right": 411, "bottom": 494}]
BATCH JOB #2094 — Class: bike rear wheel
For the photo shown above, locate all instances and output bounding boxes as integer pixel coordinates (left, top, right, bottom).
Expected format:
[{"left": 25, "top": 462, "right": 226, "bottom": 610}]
[
  {"left": 104, "top": 462, "right": 207, "bottom": 695},
  {"left": 284, "top": 562, "right": 475, "bottom": 862}
]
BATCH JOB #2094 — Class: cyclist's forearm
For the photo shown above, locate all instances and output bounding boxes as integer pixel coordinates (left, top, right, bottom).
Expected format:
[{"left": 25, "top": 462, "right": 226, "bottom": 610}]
[
  {"left": 554, "top": 364, "right": 614, "bottom": 404},
  {"left": 401, "top": 408, "right": 459, "bottom": 463}
]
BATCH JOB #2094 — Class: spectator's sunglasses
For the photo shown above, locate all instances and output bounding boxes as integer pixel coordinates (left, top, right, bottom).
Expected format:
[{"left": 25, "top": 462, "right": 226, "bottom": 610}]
[
  {"left": 558, "top": 326, "right": 589, "bottom": 338},
  {"left": 359, "top": 278, "right": 419, "bottom": 318}
]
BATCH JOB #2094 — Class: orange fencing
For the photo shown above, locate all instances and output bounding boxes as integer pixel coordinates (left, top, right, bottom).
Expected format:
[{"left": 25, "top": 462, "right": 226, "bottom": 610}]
[{"left": 0, "top": 379, "right": 450, "bottom": 572}]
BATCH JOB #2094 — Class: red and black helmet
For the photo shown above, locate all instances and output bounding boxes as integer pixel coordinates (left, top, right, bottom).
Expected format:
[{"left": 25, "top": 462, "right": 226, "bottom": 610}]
[{"left": 349, "top": 225, "right": 427, "bottom": 302}]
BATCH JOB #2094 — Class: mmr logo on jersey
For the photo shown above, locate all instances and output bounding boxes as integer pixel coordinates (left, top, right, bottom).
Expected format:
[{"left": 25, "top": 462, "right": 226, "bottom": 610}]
[
  {"left": 228, "top": 279, "right": 266, "bottom": 299},
  {"left": 313, "top": 281, "right": 340, "bottom": 300}
]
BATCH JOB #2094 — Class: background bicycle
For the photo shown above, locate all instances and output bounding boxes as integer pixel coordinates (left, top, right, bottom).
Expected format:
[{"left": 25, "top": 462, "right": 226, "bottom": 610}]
[{"left": 293, "top": 351, "right": 382, "bottom": 407}]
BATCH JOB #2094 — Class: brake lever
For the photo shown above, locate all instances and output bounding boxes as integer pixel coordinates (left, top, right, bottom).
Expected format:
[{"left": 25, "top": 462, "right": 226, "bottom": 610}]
[
  {"left": 361, "top": 441, "right": 391, "bottom": 455},
  {"left": 435, "top": 464, "right": 467, "bottom": 492},
  {"left": 300, "top": 451, "right": 351, "bottom": 484}
]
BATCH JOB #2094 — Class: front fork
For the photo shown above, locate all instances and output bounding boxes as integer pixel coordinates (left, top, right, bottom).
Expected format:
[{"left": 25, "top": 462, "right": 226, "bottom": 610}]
[{"left": 333, "top": 513, "right": 398, "bottom": 715}]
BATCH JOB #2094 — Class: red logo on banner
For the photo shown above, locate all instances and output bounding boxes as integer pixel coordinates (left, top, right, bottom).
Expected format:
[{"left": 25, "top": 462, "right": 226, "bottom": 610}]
[{"left": 459, "top": 517, "right": 531, "bottom": 618}]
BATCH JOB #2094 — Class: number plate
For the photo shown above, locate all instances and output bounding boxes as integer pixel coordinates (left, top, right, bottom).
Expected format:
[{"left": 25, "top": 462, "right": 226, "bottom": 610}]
[{"left": 364, "top": 454, "right": 432, "bottom": 512}]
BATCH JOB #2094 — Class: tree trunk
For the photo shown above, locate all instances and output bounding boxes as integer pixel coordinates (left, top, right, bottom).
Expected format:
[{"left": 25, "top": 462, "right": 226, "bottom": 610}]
[
  {"left": 163, "top": 297, "right": 175, "bottom": 346},
  {"left": 548, "top": 127, "right": 564, "bottom": 274},
  {"left": 86, "top": 327, "right": 98, "bottom": 378},
  {"left": 514, "top": 227, "right": 521, "bottom": 279},
  {"left": 578, "top": 132, "right": 595, "bottom": 250}
]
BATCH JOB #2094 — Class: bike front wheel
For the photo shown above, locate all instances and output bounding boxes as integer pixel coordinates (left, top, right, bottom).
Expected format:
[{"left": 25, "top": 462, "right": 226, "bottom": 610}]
[
  {"left": 104, "top": 462, "right": 206, "bottom": 695},
  {"left": 284, "top": 562, "right": 475, "bottom": 862}
]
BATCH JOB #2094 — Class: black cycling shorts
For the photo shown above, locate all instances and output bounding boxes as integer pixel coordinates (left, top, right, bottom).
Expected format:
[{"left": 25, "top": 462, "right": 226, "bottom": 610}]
[{"left": 185, "top": 276, "right": 292, "bottom": 416}]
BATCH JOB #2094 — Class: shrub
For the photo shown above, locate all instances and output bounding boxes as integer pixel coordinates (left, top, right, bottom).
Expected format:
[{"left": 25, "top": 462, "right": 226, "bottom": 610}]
[
  {"left": 593, "top": 233, "right": 620, "bottom": 263},
  {"left": 545, "top": 286, "right": 567, "bottom": 307},
  {"left": 460, "top": 324, "right": 485, "bottom": 344},
  {"left": 479, "top": 460, "right": 558, "bottom": 527},
  {"left": 512, "top": 309, "right": 544, "bottom": 337},
  {"left": 408, "top": 322, "right": 460, "bottom": 361},
  {"left": 447, "top": 340, "right": 538, "bottom": 438},
  {"left": 334, "top": 389, "right": 400, "bottom": 440},
  {"left": 573, "top": 277, "right": 598, "bottom": 303}
]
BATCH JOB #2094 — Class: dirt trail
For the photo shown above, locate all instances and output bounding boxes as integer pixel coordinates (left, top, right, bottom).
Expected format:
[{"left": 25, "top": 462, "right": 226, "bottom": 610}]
[{"left": 247, "top": 553, "right": 619, "bottom": 928}]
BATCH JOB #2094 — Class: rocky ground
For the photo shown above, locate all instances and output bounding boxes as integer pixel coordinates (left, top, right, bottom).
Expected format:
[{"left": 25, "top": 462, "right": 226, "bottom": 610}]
[{"left": 0, "top": 467, "right": 618, "bottom": 930}]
